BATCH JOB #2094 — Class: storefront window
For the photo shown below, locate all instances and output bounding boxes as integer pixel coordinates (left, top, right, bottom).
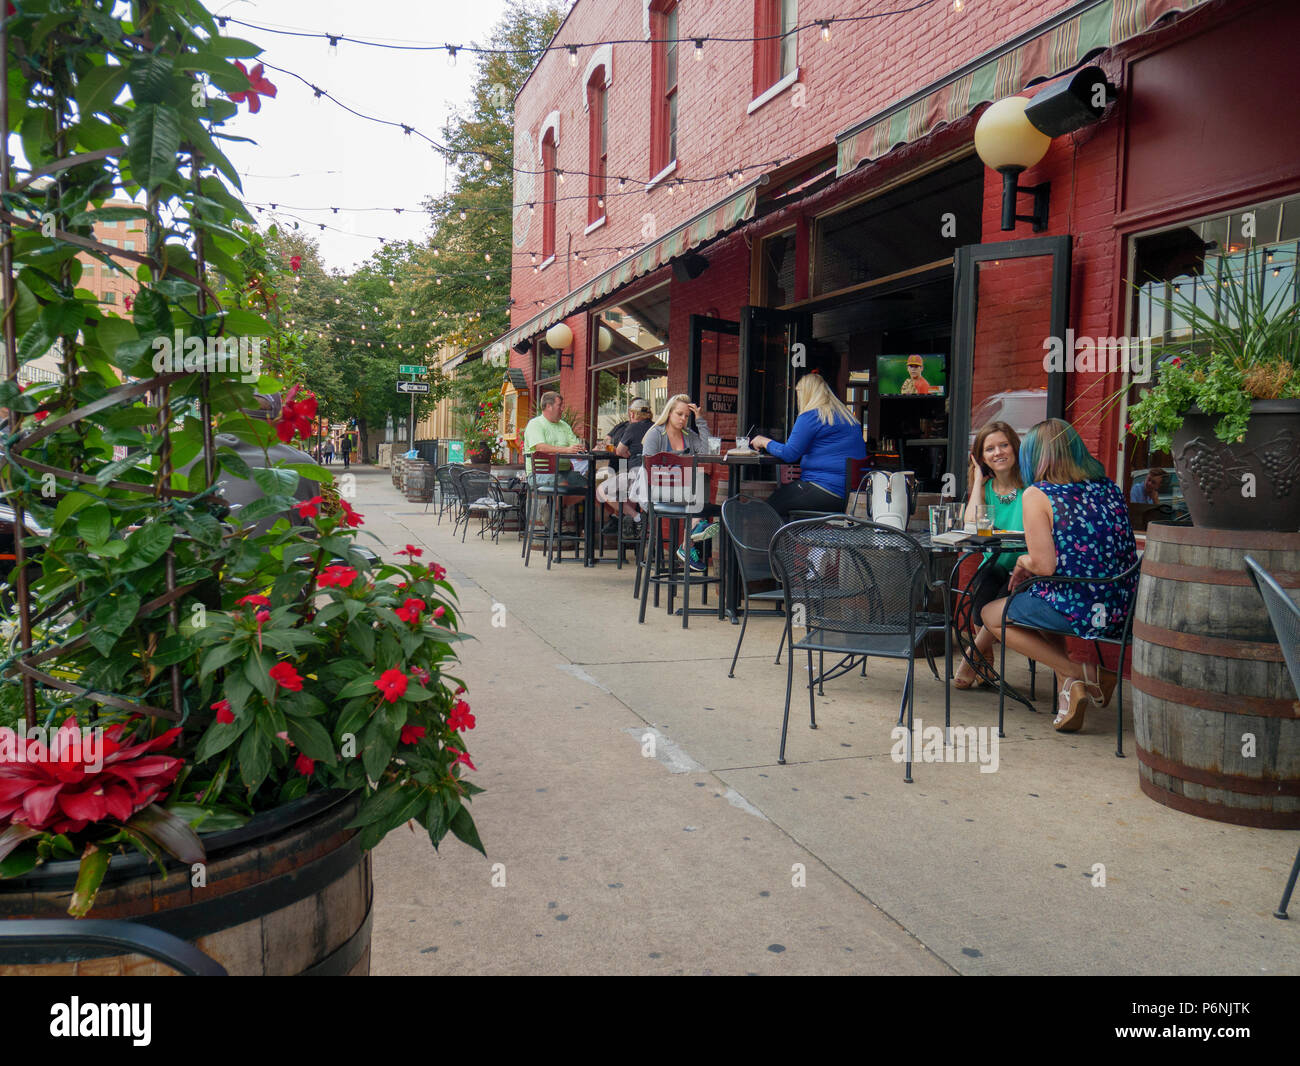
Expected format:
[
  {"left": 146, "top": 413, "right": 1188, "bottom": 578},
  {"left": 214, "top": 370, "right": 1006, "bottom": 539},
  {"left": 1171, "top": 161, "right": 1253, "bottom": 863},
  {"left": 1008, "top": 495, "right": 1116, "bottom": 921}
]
[
  {"left": 591, "top": 284, "right": 671, "bottom": 438},
  {"left": 760, "top": 229, "right": 798, "bottom": 306},
  {"left": 1125, "top": 193, "right": 1300, "bottom": 525}
]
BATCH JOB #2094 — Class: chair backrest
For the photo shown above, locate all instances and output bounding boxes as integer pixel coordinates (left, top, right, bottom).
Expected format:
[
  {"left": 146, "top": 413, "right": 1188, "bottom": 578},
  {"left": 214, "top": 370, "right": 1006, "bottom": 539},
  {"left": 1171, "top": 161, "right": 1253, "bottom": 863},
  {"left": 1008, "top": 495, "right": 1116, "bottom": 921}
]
[
  {"left": 458, "top": 469, "right": 492, "bottom": 504},
  {"left": 845, "top": 456, "right": 871, "bottom": 495},
  {"left": 530, "top": 451, "right": 558, "bottom": 477},
  {"left": 644, "top": 451, "right": 704, "bottom": 513},
  {"left": 435, "top": 464, "right": 462, "bottom": 494},
  {"left": 721, "top": 495, "right": 784, "bottom": 581},
  {"left": 1245, "top": 555, "right": 1300, "bottom": 699},
  {"left": 768, "top": 515, "right": 929, "bottom": 636}
]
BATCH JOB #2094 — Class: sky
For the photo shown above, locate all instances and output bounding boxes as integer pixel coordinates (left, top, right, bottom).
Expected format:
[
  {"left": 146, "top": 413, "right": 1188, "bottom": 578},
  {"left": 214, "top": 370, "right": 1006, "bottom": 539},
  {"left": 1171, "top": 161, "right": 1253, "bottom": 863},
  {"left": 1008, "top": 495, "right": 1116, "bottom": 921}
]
[{"left": 218, "top": 0, "right": 516, "bottom": 272}]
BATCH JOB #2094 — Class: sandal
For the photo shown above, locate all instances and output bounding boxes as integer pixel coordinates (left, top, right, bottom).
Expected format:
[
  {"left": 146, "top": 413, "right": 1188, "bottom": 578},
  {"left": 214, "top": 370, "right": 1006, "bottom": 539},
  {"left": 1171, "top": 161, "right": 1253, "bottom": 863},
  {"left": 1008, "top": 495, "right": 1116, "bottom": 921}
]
[
  {"left": 953, "top": 662, "right": 978, "bottom": 690},
  {"left": 1053, "top": 678, "right": 1095, "bottom": 733},
  {"left": 1080, "top": 662, "right": 1118, "bottom": 708}
]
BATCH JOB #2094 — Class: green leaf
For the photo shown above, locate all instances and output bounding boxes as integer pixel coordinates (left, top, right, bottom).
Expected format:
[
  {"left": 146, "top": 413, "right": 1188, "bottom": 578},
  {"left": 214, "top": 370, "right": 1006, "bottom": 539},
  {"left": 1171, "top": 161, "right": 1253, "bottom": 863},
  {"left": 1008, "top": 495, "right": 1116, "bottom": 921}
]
[
  {"left": 237, "top": 727, "right": 271, "bottom": 792},
  {"left": 216, "top": 446, "right": 253, "bottom": 480},
  {"left": 125, "top": 804, "right": 204, "bottom": 864},
  {"left": 128, "top": 56, "right": 175, "bottom": 104},
  {"left": 251, "top": 466, "right": 299, "bottom": 498},
  {"left": 337, "top": 675, "right": 378, "bottom": 700},
  {"left": 448, "top": 805, "right": 486, "bottom": 856},
  {"left": 287, "top": 717, "right": 336, "bottom": 763},
  {"left": 127, "top": 103, "right": 183, "bottom": 191},
  {"left": 94, "top": 590, "right": 141, "bottom": 640},
  {"left": 68, "top": 845, "right": 110, "bottom": 918},
  {"left": 195, "top": 716, "right": 246, "bottom": 762},
  {"left": 236, "top": 496, "right": 292, "bottom": 523},
  {"left": 243, "top": 653, "right": 273, "bottom": 700},
  {"left": 0, "top": 823, "right": 42, "bottom": 867},
  {"left": 199, "top": 640, "right": 244, "bottom": 679},
  {"left": 51, "top": 489, "right": 96, "bottom": 532},
  {"left": 122, "top": 522, "right": 174, "bottom": 569},
  {"left": 202, "top": 38, "right": 264, "bottom": 59},
  {"left": 76, "top": 63, "right": 129, "bottom": 117},
  {"left": 78, "top": 505, "right": 112, "bottom": 547}
]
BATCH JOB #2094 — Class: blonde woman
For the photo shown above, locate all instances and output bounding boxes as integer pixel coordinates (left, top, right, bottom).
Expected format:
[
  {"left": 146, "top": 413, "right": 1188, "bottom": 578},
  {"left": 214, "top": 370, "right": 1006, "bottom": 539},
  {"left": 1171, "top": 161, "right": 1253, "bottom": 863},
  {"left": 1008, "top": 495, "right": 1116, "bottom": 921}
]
[
  {"left": 639, "top": 394, "right": 716, "bottom": 570},
  {"left": 751, "top": 374, "right": 867, "bottom": 518}
]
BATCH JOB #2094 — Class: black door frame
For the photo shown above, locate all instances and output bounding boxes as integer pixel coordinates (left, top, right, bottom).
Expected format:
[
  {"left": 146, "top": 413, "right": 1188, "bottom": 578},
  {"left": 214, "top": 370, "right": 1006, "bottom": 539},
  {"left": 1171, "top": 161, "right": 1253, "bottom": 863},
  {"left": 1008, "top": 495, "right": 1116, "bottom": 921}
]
[
  {"left": 737, "top": 305, "right": 813, "bottom": 443},
  {"left": 688, "top": 314, "right": 740, "bottom": 426},
  {"left": 950, "top": 234, "right": 1071, "bottom": 499}
]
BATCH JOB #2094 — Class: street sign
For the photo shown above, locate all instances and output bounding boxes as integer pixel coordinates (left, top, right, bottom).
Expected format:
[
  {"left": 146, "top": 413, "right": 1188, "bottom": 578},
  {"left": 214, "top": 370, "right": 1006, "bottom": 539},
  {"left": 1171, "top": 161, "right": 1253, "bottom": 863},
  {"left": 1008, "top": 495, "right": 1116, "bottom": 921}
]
[
  {"left": 398, "top": 364, "right": 425, "bottom": 375},
  {"left": 396, "top": 381, "right": 430, "bottom": 394}
]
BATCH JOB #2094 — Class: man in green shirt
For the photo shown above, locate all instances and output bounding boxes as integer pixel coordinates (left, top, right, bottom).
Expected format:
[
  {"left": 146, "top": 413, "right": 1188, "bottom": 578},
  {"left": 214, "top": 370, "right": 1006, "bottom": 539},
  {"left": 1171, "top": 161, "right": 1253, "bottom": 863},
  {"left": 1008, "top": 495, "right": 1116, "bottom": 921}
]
[{"left": 524, "top": 391, "right": 587, "bottom": 493}]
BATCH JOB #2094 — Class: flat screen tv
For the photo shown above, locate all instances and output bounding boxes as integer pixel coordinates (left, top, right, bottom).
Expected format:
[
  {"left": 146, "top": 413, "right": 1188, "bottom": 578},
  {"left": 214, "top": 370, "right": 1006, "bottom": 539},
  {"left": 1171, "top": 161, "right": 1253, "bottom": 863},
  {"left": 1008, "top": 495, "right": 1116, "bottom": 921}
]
[{"left": 877, "top": 354, "right": 946, "bottom": 397}]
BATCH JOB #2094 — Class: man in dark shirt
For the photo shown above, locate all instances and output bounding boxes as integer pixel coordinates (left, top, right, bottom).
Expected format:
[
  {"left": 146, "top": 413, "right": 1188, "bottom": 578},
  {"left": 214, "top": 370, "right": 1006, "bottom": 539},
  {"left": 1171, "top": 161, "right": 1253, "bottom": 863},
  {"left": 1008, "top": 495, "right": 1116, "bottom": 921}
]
[{"left": 598, "top": 398, "right": 654, "bottom": 533}]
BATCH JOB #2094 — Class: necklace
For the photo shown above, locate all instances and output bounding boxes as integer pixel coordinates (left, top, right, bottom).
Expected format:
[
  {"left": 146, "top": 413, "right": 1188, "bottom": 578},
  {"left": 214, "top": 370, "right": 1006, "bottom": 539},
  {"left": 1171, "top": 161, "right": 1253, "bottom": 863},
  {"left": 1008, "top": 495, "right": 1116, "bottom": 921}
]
[{"left": 992, "top": 484, "right": 1019, "bottom": 504}]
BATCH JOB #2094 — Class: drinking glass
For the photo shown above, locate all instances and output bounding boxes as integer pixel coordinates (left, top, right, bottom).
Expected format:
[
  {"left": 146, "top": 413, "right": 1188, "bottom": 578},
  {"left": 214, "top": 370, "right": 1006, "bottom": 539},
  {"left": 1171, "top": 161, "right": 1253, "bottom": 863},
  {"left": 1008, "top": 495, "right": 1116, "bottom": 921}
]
[
  {"left": 975, "top": 504, "right": 994, "bottom": 534},
  {"left": 948, "top": 502, "right": 966, "bottom": 531},
  {"left": 707, "top": 436, "right": 722, "bottom": 454},
  {"left": 928, "top": 506, "right": 950, "bottom": 536},
  {"left": 735, "top": 436, "right": 750, "bottom": 452}
]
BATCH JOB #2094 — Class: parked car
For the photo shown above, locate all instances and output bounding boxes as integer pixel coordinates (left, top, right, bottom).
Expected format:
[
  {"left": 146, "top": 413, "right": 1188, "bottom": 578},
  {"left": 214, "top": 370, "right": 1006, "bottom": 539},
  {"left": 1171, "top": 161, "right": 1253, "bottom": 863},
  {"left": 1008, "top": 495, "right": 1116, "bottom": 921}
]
[{"left": 968, "top": 388, "right": 1049, "bottom": 447}]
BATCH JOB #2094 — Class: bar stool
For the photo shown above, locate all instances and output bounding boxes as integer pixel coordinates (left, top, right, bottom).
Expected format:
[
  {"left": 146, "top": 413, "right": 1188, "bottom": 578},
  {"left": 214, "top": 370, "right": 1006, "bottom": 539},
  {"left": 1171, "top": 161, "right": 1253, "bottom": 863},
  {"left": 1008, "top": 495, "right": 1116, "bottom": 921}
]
[
  {"left": 637, "top": 452, "right": 720, "bottom": 628},
  {"left": 523, "top": 452, "right": 583, "bottom": 569}
]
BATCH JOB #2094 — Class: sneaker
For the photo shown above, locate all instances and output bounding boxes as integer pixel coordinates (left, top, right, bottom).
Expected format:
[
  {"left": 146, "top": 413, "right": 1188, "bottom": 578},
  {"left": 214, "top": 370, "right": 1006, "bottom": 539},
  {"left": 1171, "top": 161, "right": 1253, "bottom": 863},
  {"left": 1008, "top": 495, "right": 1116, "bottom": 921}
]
[
  {"left": 676, "top": 544, "right": 707, "bottom": 572},
  {"left": 619, "top": 515, "right": 640, "bottom": 540},
  {"left": 600, "top": 516, "right": 620, "bottom": 536},
  {"left": 690, "top": 519, "right": 720, "bottom": 542}
]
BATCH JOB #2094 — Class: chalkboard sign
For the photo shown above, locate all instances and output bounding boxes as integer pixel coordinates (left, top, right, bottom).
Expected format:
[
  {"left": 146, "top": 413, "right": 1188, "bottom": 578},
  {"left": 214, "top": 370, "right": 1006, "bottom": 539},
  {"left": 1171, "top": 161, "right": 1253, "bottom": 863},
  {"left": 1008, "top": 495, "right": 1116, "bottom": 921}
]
[
  {"left": 706, "top": 392, "right": 737, "bottom": 414},
  {"left": 706, "top": 374, "right": 739, "bottom": 388}
]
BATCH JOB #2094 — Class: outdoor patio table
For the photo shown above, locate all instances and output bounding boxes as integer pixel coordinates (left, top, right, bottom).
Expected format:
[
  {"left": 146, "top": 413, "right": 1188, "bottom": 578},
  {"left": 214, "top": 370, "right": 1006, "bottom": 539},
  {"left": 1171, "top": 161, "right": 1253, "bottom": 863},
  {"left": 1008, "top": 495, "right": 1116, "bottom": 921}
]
[
  {"left": 571, "top": 450, "right": 624, "bottom": 567},
  {"left": 915, "top": 530, "right": 1036, "bottom": 713},
  {"left": 694, "top": 453, "right": 785, "bottom": 620}
]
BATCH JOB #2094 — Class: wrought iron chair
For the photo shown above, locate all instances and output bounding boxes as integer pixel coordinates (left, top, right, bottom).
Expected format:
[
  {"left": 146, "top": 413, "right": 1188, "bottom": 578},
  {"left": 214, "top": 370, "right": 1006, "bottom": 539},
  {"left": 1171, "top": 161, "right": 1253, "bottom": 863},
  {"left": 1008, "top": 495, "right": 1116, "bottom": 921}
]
[
  {"left": 433, "top": 464, "right": 464, "bottom": 525},
  {"left": 768, "top": 515, "right": 951, "bottom": 782},
  {"left": 0, "top": 919, "right": 228, "bottom": 975},
  {"left": 1244, "top": 554, "right": 1300, "bottom": 920},
  {"left": 994, "top": 557, "right": 1143, "bottom": 755},
  {"left": 454, "top": 469, "right": 496, "bottom": 543},
  {"left": 720, "top": 495, "right": 788, "bottom": 677},
  {"left": 637, "top": 452, "right": 719, "bottom": 628},
  {"left": 488, "top": 476, "right": 524, "bottom": 544},
  {"left": 523, "top": 452, "right": 583, "bottom": 569}
]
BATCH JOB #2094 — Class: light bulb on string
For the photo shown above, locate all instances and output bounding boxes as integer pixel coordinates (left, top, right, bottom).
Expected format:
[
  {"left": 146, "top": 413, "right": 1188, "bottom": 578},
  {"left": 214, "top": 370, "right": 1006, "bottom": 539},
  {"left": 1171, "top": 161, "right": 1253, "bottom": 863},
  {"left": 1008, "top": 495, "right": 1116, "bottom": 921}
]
[
  {"left": 447, "top": 45, "right": 458, "bottom": 67},
  {"left": 328, "top": 35, "right": 339, "bottom": 55},
  {"left": 483, "top": 159, "right": 492, "bottom": 172},
  {"left": 819, "top": 20, "right": 831, "bottom": 42},
  {"left": 693, "top": 39, "right": 703, "bottom": 62},
  {"left": 459, "top": 210, "right": 467, "bottom": 220},
  {"left": 567, "top": 45, "right": 577, "bottom": 67}
]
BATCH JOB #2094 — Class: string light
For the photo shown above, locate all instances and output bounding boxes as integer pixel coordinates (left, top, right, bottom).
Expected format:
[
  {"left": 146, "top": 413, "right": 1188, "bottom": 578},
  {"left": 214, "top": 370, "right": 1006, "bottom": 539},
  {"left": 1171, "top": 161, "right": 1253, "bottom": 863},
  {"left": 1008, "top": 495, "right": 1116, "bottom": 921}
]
[
  {"left": 693, "top": 39, "right": 703, "bottom": 61},
  {"left": 567, "top": 45, "right": 578, "bottom": 67},
  {"left": 819, "top": 20, "right": 832, "bottom": 42},
  {"left": 447, "top": 45, "right": 457, "bottom": 66},
  {"left": 327, "top": 34, "right": 339, "bottom": 54}
]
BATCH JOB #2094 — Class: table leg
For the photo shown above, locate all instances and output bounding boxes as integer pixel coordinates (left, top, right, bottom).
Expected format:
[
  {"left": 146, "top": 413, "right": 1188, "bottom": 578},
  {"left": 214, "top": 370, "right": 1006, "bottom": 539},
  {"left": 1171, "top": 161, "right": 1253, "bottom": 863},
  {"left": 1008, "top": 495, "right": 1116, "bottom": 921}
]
[{"left": 584, "top": 472, "right": 596, "bottom": 566}]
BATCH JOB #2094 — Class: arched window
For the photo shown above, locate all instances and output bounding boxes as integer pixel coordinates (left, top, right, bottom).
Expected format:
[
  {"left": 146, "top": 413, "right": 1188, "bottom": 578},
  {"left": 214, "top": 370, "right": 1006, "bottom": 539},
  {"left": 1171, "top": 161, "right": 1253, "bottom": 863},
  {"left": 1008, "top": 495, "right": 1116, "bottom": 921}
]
[
  {"left": 541, "top": 127, "right": 557, "bottom": 261},
  {"left": 649, "top": 0, "right": 678, "bottom": 178},
  {"left": 587, "top": 68, "right": 608, "bottom": 226}
]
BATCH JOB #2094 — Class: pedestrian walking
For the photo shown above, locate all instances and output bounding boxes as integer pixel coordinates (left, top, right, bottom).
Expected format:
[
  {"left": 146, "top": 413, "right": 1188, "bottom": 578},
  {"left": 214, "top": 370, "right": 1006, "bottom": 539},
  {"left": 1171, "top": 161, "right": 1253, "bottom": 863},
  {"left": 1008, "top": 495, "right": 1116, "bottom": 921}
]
[
  {"left": 323, "top": 438, "right": 335, "bottom": 465},
  {"left": 341, "top": 434, "right": 352, "bottom": 469}
]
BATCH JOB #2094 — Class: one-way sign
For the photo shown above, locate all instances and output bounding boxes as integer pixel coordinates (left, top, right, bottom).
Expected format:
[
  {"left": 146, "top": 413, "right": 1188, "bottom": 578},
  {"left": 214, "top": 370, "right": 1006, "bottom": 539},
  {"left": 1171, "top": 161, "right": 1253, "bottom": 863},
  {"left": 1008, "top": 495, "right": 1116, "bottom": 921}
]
[{"left": 396, "top": 381, "right": 431, "bottom": 394}]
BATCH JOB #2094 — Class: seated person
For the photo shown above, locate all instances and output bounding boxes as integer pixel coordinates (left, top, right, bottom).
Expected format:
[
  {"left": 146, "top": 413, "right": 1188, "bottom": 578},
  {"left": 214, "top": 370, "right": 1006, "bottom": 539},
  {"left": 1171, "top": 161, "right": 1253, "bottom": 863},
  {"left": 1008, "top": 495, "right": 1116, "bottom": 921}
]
[
  {"left": 523, "top": 390, "right": 587, "bottom": 495},
  {"left": 981, "top": 418, "right": 1138, "bottom": 734},
  {"left": 751, "top": 373, "right": 867, "bottom": 519},
  {"left": 640, "top": 394, "right": 716, "bottom": 570},
  {"left": 597, "top": 398, "right": 655, "bottom": 536},
  {"left": 1130, "top": 467, "right": 1165, "bottom": 504},
  {"left": 954, "top": 420, "right": 1025, "bottom": 689}
]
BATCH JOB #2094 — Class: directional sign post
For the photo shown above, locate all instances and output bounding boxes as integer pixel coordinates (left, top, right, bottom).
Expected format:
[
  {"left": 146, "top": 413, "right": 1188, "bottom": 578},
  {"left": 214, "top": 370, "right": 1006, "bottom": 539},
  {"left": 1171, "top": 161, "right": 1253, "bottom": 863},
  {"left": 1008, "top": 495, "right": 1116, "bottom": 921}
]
[{"left": 397, "top": 365, "right": 428, "bottom": 452}]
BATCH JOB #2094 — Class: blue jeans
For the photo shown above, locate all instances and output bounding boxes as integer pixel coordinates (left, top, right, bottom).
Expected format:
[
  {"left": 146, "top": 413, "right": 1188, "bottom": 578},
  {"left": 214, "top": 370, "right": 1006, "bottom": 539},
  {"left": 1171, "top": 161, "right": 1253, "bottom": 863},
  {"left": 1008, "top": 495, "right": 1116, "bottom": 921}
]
[{"left": 1005, "top": 590, "right": 1076, "bottom": 633}]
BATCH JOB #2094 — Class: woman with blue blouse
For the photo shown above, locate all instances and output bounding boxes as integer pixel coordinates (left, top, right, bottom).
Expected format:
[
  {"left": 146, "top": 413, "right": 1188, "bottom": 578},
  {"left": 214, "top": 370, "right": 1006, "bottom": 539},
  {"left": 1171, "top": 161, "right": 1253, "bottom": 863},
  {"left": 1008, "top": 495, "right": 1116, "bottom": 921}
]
[
  {"left": 980, "top": 418, "right": 1138, "bottom": 733},
  {"left": 750, "top": 374, "right": 867, "bottom": 518}
]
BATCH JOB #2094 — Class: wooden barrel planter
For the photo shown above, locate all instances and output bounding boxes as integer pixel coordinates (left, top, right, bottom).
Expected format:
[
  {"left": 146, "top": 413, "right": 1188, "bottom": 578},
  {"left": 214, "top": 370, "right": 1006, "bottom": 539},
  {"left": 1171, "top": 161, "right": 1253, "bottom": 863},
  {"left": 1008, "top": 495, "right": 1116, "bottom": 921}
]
[
  {"left": 405, "top": 461, "right": 434, "bottom": 503},
  {"left": 1131, "top": 524, "right": 1300, "bottom": 828},
  {"left": 0, "top": 790, "right": 372, "bottom": 975}
]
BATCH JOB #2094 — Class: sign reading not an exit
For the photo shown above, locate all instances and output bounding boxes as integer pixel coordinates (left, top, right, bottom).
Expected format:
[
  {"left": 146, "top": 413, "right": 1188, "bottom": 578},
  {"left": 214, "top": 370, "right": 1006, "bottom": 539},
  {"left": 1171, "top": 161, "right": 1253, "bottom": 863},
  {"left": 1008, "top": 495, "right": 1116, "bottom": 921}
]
[{"left": 707, "top": 374, "right": 738, "bottom": 388}]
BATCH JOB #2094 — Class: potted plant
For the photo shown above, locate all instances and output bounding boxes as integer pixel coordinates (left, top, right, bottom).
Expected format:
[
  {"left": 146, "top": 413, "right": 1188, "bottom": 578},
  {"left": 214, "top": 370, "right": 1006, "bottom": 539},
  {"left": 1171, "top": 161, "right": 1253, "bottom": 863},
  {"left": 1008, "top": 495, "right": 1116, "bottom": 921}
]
[
  {"left": 1127, "top": 246, "right": 1300, "bottom": 530},
  {"left": 0, "top": 1, "right": 482, "bottom": 974}
]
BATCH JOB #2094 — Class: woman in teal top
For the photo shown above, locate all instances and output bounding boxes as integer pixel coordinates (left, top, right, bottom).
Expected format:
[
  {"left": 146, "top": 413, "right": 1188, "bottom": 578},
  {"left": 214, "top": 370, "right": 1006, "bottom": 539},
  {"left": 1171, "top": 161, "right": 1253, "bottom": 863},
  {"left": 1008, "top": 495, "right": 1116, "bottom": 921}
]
[{"left": 955, "top": 421, "right": 1025, "bottom": 689}]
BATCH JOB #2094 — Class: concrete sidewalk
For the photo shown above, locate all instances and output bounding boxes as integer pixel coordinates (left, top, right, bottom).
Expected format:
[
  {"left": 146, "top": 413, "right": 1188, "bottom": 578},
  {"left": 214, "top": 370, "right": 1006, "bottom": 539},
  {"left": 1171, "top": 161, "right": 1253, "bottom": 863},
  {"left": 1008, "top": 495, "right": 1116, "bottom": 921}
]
[{"left": 351, "top": 466, "right": 1298, "bottom": 975}]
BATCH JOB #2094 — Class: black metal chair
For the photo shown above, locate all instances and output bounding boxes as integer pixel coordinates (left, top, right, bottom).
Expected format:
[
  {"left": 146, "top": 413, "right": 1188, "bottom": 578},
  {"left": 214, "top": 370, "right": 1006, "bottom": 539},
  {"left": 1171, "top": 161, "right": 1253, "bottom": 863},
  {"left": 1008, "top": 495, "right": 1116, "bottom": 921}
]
[
  {"left": 432, "top": 464, "right": 463, "bottom": 524},
  {"left": 523, "top": 452, "right": 583, "bottom": 569},
  {"left": 0, "top": 918, "right": 228, "bottom": 975},
  {"left": 994, "top": 557, "right": 1143, "bottom": 755},
  {"left": 768, "top": 515, "right": 951, "bottom": 782},
  {"left": 720, "top": 495, "right": 788, "bottom": 677},
  {"left": 637, "top": 451, "right": 719, "bottom": 628},
  {"left": 455, "top": 469, "right": 496, "bottom": 543},
  {"left": 1244, "top": 554, "right": 1300, "bottom": 920},
  {"left": 488, "top": 476, "right": 524, "bottom": 544}
]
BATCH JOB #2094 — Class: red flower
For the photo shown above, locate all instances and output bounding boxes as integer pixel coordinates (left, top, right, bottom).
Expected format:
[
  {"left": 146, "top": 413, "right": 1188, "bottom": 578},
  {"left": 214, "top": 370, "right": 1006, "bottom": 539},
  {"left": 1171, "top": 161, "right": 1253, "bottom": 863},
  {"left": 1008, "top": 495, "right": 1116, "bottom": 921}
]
[
  {"left": 228, "top": 61, "right": 278, "bottom": 114},
  {"left": 340, "top": 500, "right": 364, "bottom": 528},
  {"left": 410, "top": 667, "right": 430, "bottom": 685},
  {"left": 318, "top": 565, "right": 358, "bottom": 588},
  {"left": 448, "top": 700, "right": 476, "bottom": 733},
  {"left": 296, "top": 495, "right": 323, "bottom": 518},
  {"left": 400, "top": 724, "right": 426, "bottom": 745},
  {"left": 269, "top": 661, "right": 303, "bottom": 691},
  {"left": 430, "top": 563, "right": 447, "bottom": 581},
  {"left": 397, "top": 544, "right": 423, "bottom": 558},
  {"left": 454, "top": 686, "right": 466, "bottom": 695},
  {"left": 432, "top": 606, "right": 445, "bottom": 619},
  {"left": 394, "top": 597, "right": 425, "bottom": 624},
  {"left": 289, "top": 255, "right": 302, "bottom": 273},
  {"left": 294, "top": 752, "right": 315, "bottom": 776},
  {"left": 275, "top": 385, "right": 317, "bottom": 444},
  {"left": 237, "top": 594, "right": 271, "bottom": 608},
  {"left": 211, "top": 699, "right": 234, "bottom": 724},
  {"left": 0, "top": 720, "right": 183, "bottom": 834},
  {"left": 1171, "top": 357, "right": 1182, "bottom": 366},
  {"left": 255, "top": 609, "right": 270, "bottom": 625},
  {"left": 447, "top": 746, "right": 476, "bottom": 772},
  {"left": 124, "top": 294, "right": 134, "bottom": 312},
  {"left": 374, "top": 668, "right": 409, "bottom": 703}
]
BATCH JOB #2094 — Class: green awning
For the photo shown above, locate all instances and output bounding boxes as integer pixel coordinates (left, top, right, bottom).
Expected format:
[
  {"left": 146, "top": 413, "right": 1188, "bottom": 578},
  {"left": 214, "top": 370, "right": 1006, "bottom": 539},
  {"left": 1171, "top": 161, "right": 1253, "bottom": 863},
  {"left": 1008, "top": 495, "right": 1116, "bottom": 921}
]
[
  {"left": 486, "top": 180, "right": 760, "bottom": 363},
  {"left": 836, "top": 0, "right": 1213, "bottom": 176}
]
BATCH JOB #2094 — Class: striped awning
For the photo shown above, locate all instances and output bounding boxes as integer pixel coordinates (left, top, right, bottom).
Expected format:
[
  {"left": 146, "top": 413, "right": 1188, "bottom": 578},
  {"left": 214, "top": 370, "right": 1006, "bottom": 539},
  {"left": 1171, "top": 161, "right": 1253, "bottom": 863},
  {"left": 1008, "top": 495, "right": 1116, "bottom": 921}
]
[
  {"left": 486, "top": 180, "right": 760, "bottom": 363},
  {"left": 836, "top": 0, "right": 1213, "bottom": 176}
]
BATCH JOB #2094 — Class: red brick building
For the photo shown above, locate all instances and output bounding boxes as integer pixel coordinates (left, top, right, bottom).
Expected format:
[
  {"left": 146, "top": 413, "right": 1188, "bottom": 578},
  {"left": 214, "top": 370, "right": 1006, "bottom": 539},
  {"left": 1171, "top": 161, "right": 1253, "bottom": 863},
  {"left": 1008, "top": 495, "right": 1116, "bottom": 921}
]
[{"left": 488, "top": 0, "right": 1300, "bottom": 501}]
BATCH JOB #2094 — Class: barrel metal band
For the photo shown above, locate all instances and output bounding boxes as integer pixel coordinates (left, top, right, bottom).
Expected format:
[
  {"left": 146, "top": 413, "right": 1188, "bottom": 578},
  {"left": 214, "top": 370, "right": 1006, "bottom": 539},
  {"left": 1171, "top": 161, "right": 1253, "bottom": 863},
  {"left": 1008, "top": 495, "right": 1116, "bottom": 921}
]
[
  {"left": 1145, "top": 525, "right": 1300, "bottom": 551},
  {"left": 1129, "top": 671, "right": 1300, "bottom": 718},
  {"left": 1137, "top": 775, "right": 1300, "bottom": 830},
  {"left": 1140, "top": 559, "right": 1300, "bottom": 587},
  {"left": 1135, "top": 743, "right": 1300, "bottom": 796},
  {"left": 1132, "top": 620, "right": 1285, "bottom": 662}
]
